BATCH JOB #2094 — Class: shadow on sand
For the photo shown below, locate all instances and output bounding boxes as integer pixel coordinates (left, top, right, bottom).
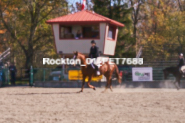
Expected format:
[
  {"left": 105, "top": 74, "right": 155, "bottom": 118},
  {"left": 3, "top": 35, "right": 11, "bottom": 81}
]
[{"left": 8, "top": 91, "right": 91, "bottom": 95}]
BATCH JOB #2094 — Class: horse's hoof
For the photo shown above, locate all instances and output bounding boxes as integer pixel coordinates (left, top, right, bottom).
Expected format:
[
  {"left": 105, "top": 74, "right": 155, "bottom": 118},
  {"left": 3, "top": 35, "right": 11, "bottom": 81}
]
[
  {"left": 93, "top": 87, "right": 96, "bottom": 91},
  {"left": 77, "top": 90, "right": 83, "bottom": 93}
]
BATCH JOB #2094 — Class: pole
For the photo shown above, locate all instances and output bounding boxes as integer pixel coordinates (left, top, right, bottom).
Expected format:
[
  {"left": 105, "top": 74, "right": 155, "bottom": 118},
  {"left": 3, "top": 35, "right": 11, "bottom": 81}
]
[
  {"left": 43, "top": 68, "right": 45, "bottom": 82},
  {"left": 63, "top": 55, "right": 65, "bottom": 75},
  {"left": 7, "top": 67, "right": 9, "bottom": 85},
  {"left": 86, "top": 0, "right": 88, "bottom": 10},
  {"left": 30, "top": 66, "right": 33, "bottom": 86}
]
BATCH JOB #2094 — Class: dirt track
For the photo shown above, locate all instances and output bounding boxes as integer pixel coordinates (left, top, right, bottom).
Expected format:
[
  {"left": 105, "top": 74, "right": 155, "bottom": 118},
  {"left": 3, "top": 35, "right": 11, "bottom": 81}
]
[{"left": 0, "top": 87, "right": 185, "bottom": 123}]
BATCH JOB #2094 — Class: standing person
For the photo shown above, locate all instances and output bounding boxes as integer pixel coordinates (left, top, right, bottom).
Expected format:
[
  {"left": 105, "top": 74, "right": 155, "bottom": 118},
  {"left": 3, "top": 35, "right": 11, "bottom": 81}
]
[
  {"left": 9, "top": 63, "right": 17, "bottom": 85},
  {"left": 89, "top": 40, "right": 100, "bottom": 75}
]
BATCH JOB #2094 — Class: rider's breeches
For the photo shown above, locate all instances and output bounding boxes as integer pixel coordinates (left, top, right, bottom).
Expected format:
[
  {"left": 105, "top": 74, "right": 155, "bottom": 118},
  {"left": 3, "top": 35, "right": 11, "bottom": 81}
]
[{"left": 90, "top": 58, "right": 99, "bottom": 70}]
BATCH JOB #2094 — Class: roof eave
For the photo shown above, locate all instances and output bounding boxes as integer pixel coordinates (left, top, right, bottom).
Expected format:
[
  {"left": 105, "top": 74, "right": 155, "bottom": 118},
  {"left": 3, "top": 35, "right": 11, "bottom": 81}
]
[
  {"left": 118, "top": 24, "right": 125, "bottom": 27},
  {"left": 46, "top": 20, "right": 109, "bottom": 24},
  {"left": 46, "top": 20, "right": 125, "bottom": 27}
]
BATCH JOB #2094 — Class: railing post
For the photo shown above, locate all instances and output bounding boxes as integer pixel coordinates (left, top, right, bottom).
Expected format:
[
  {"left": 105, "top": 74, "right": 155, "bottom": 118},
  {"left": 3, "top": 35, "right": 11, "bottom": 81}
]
[
  {"left": 2, "top": 69, "right": 5, "bottom": 86},
  {"left": 61, "top": 68, "right": 63, "bottom": 81},
  {"left": 7, "top": 68, "right": 9, "bottom": 85},
  {"left": 43, "top": 68, "right": 45, "bottom": 82},
  {"left": 30, "top": 66, "right": 33, "bottom": 86}
]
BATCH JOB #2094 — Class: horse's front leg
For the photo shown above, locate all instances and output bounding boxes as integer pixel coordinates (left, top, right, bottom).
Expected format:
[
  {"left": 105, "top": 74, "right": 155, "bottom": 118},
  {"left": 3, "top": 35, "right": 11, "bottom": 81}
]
[
  {"left": 109, "top": 79, "right": 113, "bottom": 92},
  {"left": 87, "top": 76, "right": 96, "bottom": 90},
  {"left": 78, "top": 76, "right": 86, "bottom": 93},
  {"left": 174, "top": 80, "right": 180, "bottom": 90}
]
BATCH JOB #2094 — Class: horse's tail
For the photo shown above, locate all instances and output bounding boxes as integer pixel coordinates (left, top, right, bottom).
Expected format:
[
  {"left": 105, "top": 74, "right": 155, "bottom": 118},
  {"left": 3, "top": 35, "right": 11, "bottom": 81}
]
[{"left": 114, "top": 64, "right": 122, "bottom": 84}]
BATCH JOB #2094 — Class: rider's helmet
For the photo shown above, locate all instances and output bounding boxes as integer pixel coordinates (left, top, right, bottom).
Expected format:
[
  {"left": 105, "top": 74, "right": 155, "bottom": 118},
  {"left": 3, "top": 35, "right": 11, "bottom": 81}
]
[
  {"left": 91, "top": 40, "right": 96, "bottom": 44},
  {"left": 180, "top": 53, "right": 183, "bottom": 56}
]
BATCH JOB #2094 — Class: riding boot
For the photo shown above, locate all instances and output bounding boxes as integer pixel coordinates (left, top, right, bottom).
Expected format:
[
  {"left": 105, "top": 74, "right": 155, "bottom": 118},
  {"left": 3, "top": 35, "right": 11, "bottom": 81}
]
[
  {"left": 91, "top": 62, "right": 100, "bottom": 75},
  {"left": 95, "top": 65, "right": 100, "bottom": 75}
]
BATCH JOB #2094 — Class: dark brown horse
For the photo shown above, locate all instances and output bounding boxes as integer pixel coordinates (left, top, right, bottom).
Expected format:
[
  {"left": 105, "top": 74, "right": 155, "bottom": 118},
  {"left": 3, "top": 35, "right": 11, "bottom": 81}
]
[
  {"left": 73, "top": 51, "right": 121, "bottom": 92},
  {"left": 163, "top": 67, "right": 182, "bottom": 90}
]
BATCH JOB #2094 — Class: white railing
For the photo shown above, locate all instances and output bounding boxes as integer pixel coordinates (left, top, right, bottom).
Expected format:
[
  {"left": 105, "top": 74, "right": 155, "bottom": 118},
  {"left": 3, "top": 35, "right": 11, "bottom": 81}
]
[
  {"left": 0, "top": 48, "right": 10, "bottom": 61},
  {"left": 136, "top": 46, "right": 142, "bottom": 58}
]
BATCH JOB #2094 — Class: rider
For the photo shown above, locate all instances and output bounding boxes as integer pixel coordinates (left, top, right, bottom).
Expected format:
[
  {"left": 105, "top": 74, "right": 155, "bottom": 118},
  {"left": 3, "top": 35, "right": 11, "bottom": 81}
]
[
  {"left": 89, "top": 40, "right": 100, "bottom": 75},
  {"left": 178, "top": 53, "right": 185, "bottom": 77}
]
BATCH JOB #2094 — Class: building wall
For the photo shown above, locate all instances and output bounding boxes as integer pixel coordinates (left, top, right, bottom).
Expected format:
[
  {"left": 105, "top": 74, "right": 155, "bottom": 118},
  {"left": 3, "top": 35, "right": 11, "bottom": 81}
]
[
  {"left": 53, "top": 23, "right": 106, "bottom": 55},
  {"left": 103, "top": 27, "right": 118, "bottom": 55},
  {"left": 104, "top": 40, "right": 116, "bottom": 55}
]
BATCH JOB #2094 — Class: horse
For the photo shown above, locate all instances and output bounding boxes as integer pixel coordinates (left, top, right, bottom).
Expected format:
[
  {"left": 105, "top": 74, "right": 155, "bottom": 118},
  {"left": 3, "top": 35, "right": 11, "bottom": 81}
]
[
  {"left": 163, "top": 66, "right": 182, "bottom": 90},
  {"left": 73, "top": 51, "right": 122, "bottom": 92}
]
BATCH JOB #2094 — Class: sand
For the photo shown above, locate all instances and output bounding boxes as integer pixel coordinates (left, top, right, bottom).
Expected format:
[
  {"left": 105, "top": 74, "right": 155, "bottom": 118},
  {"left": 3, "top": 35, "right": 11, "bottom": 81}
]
[{"left": 0, "top": 87, "right": 185, "bottom": 123}]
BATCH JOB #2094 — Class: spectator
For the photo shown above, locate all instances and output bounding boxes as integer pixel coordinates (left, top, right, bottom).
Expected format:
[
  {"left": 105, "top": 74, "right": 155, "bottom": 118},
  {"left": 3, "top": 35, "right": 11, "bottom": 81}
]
[
  {"left": 9, "top": 62, "right": 17, "bottom": 85},
  {"left": 75, "top": 30, "right": 82, "bottom": 39}
]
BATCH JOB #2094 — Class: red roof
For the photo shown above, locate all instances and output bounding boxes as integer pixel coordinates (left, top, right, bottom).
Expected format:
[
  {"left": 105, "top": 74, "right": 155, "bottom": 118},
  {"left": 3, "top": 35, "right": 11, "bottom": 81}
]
[{"left": 46, "top": 10, "right": 124, "bottom": 27}]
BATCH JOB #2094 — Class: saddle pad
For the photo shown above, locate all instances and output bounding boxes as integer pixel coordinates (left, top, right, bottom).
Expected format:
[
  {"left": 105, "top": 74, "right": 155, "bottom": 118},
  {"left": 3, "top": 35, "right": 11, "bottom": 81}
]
[
  {"left": 94, "top": 57, "right": 109, "bottom": 66},
  {"left": 180, "top": 66, "right": 185, "bottom": 72}
]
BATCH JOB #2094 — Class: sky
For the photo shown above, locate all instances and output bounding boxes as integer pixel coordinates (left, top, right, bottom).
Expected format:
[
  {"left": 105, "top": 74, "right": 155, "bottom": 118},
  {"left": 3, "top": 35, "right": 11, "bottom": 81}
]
[{"left": 67, "top": 0, "right": 83, "bottom": 5}]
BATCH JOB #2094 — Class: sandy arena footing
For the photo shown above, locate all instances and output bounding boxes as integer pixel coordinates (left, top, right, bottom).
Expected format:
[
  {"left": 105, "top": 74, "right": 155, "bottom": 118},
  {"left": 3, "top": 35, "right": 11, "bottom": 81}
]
[{"left": 0, "top": 87, "right": 185, "bottom": 123}]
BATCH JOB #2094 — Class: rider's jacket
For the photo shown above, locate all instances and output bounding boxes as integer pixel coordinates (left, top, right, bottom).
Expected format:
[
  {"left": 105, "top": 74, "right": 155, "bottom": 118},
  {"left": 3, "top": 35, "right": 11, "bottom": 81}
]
[
  {"left": 178, "top": 58, "right": 185, "bottom": 67},
  {"left": 89, "top": 46, "right": 99, "bottom": 58}
]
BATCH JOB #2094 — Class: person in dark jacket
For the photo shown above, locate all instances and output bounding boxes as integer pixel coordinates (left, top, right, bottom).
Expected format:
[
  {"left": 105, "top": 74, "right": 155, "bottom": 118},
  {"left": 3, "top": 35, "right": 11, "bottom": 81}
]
[
  {"left": 89, "top": 40, "right": 100, "bottom": 75},
  {"left": 9, "top": 63, "right": 17, "bottom": 85}
]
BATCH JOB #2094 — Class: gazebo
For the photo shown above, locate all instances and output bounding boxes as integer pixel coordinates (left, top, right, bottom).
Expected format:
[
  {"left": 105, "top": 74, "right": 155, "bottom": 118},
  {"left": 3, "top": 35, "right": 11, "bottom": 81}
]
[{"left": 46, "top": 10, "right": 124, "bottom": 57}]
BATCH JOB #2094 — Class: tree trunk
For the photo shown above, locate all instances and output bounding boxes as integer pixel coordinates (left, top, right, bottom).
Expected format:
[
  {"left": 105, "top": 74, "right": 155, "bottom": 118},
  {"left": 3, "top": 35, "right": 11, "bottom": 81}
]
[
  {"left": 25, "top": 48, "right": 33, "bottom": 69},
  {"left": 109, "top": 0, "right": 112, "bottom": 18}
]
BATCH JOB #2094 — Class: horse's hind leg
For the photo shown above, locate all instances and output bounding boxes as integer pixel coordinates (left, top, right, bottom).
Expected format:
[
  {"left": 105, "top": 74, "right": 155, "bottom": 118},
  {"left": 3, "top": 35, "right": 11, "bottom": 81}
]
[
  {"left": 109, "top": 79, "right": 113, "bottom": 92},
  {"left": 102, "top": 81, "right": 109, "bottom": 93},
  {"left": 102, "top": 76, "right": 110, "bottom": 93}
]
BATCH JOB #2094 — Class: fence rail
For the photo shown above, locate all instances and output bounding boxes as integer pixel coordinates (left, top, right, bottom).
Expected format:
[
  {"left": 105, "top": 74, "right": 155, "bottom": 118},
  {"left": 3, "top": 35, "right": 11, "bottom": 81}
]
[
  {"left": 31, "top": 66, "right": 184, "bottom": 84},
  {"left": 1, "top": 65, "right": 184, "bottom": 87}
]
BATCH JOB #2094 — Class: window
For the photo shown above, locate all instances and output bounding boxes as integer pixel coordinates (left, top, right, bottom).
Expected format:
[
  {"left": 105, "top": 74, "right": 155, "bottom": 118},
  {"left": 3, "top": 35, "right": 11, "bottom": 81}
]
[
  {"left": 107, "top": 26, "right": 116, "bottom": 40},
  {"left": 82, "top": 25, "right": 100, "bottom": 39},
  {"left": 59, "top": 26, "right": 73, "bottom": 39},
  {"left": 59, "top": 24, "right": 100, "bottom": 39}
]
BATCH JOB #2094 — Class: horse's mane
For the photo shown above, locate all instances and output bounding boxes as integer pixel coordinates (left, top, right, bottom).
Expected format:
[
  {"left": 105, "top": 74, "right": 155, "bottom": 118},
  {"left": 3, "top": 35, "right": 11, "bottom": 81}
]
[
  {"left": 78, "top": 52, "right": 84, "bottom": 56},
  {"left": 78, "top": 52, "right": 88, "bottom": 58}
]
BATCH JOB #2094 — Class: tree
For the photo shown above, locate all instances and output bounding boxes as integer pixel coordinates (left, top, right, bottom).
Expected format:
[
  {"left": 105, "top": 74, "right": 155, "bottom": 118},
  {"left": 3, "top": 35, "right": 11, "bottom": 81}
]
[
  {"left": 0, "top": 0, "right": 68, "bottom": 68},
  {"left": 139, "top": 0, "right": 185, "bottom": 61},
  {"left": 129, "top": 0, "right": 145, "bottom": 55}
]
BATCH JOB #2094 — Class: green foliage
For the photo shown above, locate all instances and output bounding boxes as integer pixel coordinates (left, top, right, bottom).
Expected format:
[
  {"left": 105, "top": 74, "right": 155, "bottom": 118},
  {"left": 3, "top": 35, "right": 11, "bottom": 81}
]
[
  {"left": 140, "top": 0, "right": 185, "bottom": 61},
  {"left": 0, "top": 0, "right": 68, "bottom": 68},
  {"left": 92, "top": 0, "right": 135, "bottom": 58}
]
